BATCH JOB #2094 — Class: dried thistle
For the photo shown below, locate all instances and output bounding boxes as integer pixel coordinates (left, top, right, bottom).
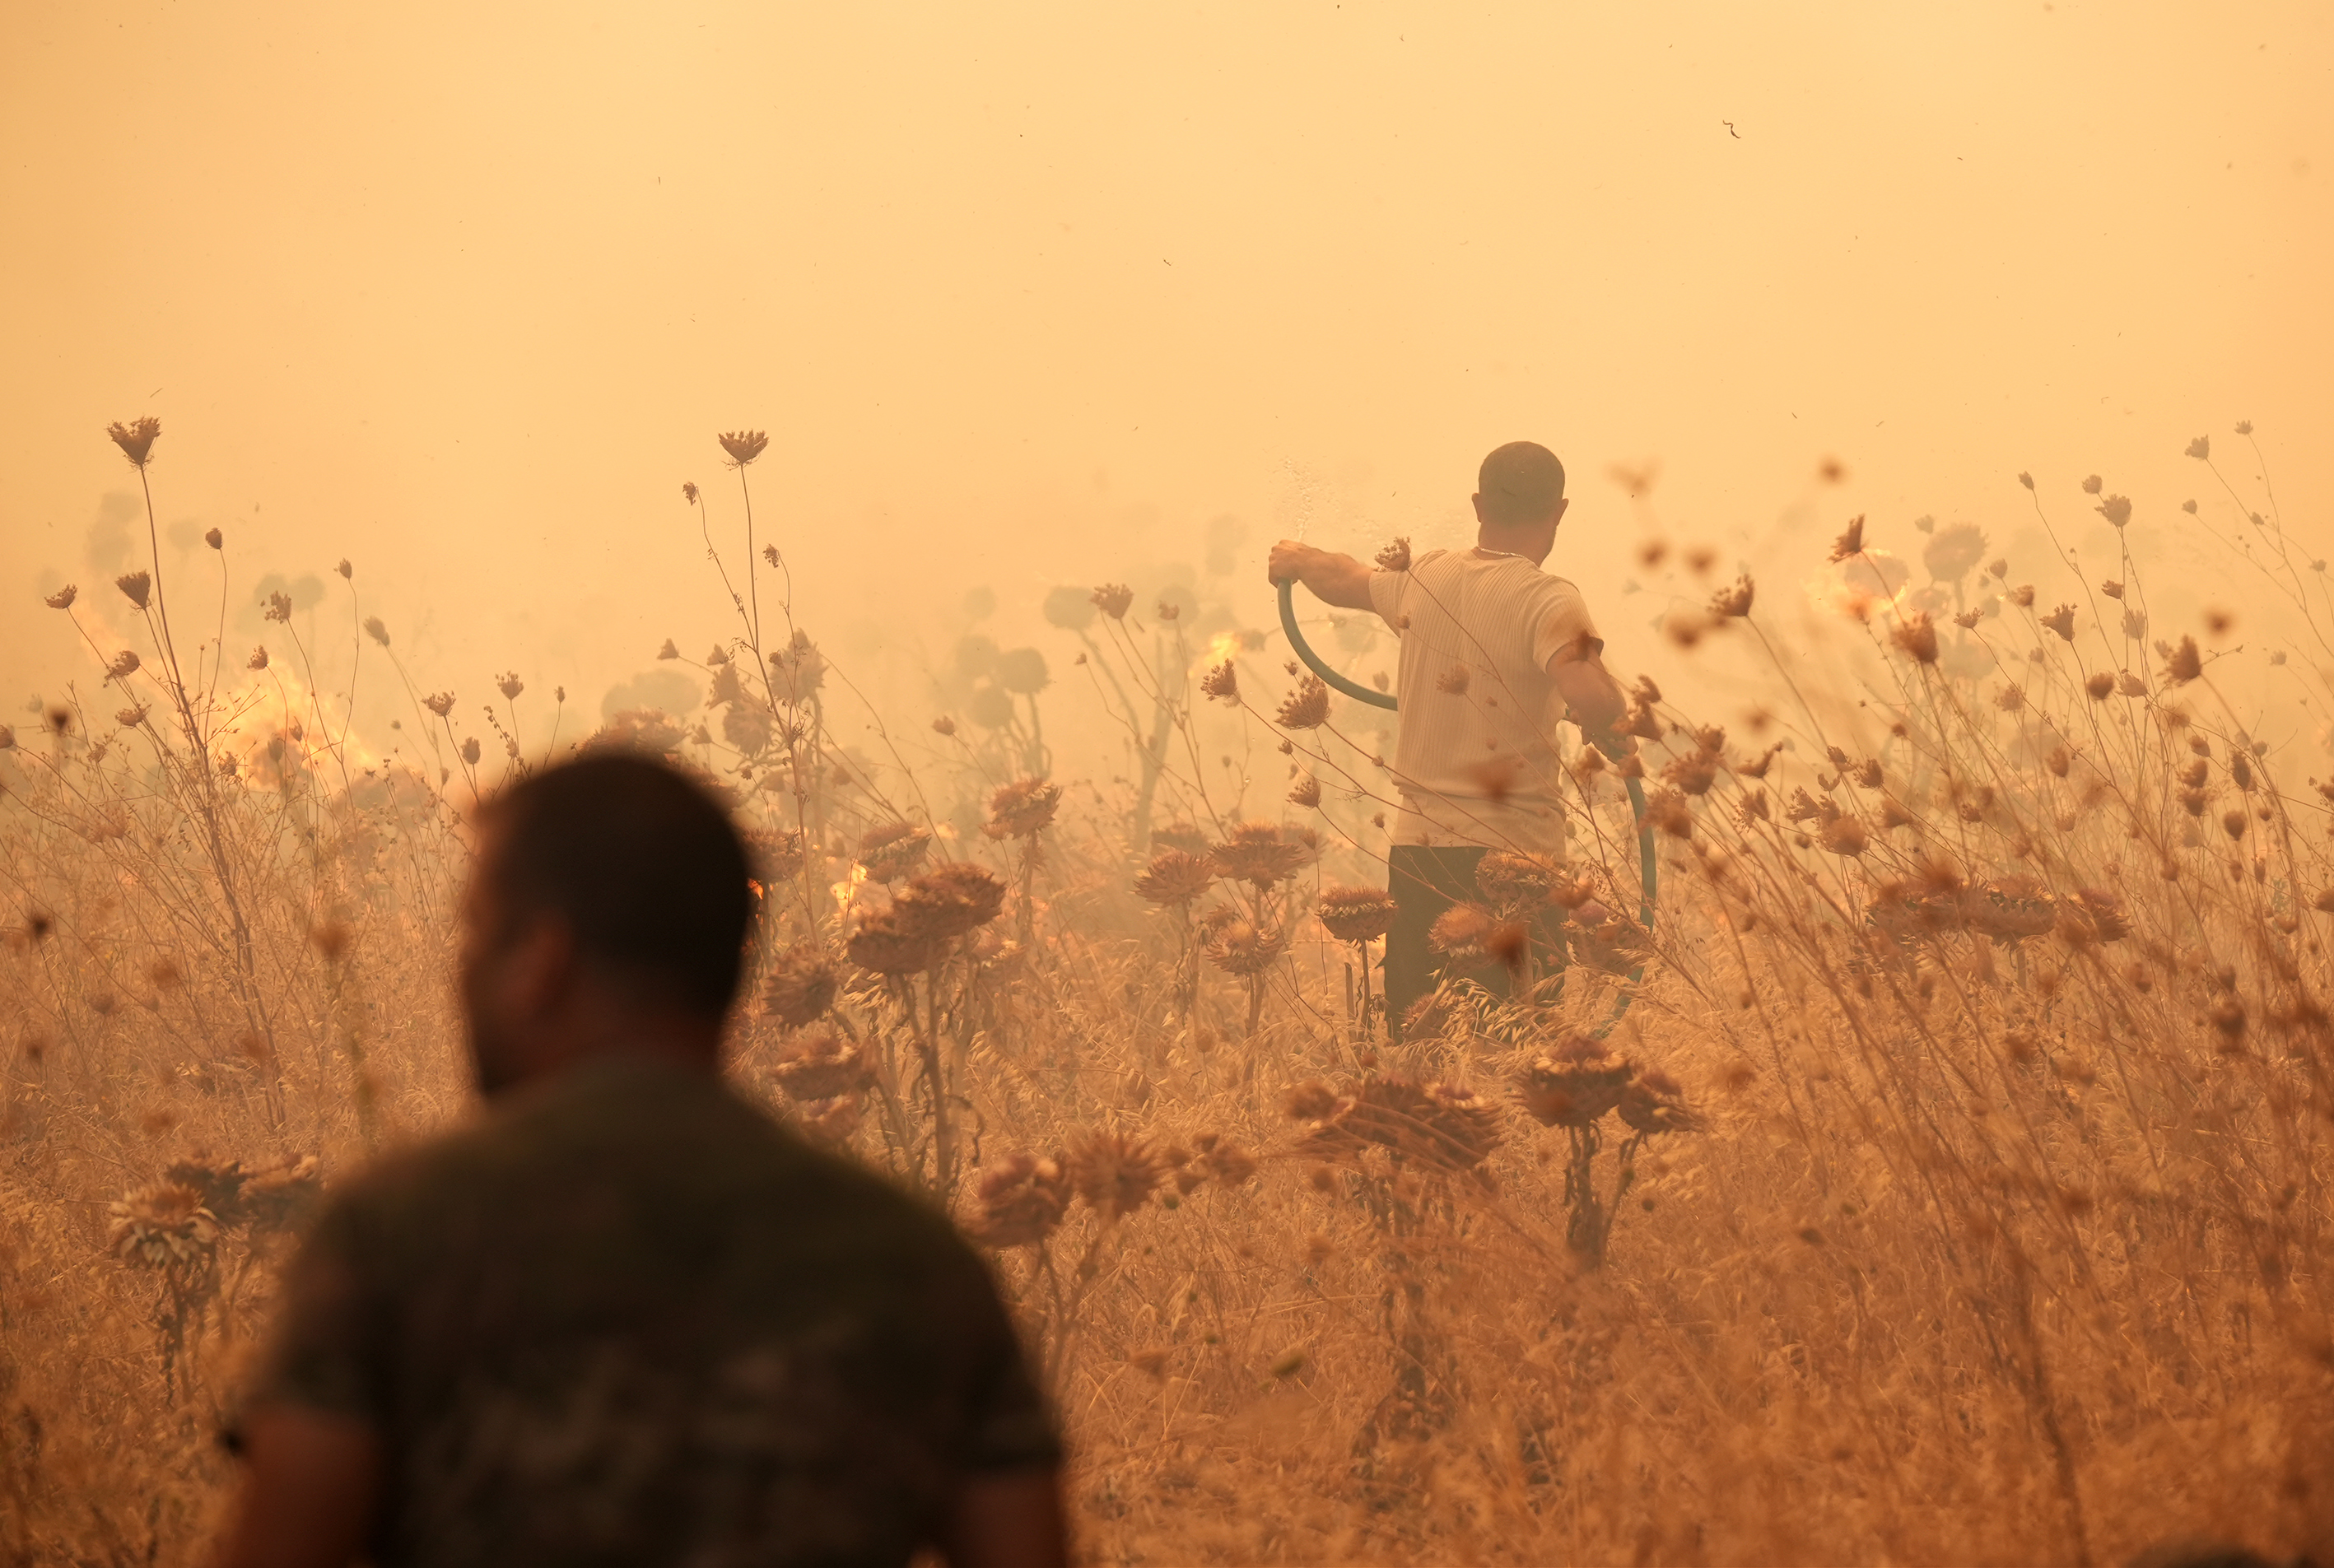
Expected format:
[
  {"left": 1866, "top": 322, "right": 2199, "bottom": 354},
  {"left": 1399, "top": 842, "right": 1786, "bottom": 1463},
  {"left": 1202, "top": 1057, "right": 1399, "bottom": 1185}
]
[
  {"left": 985, "top": 778, "right": 1061, "bottom": 840},
  {"left": 1890, "top": 612, "right": 1939, "bottom": 664},
  {"left": 1297, "top": 1077, "right": 1500, "bottom": 1174},
  {"left": 1190, "top": 1138, "right": 1259, "bottom": 1187},
  {"left": 106, "top": 416, "right": 161, "bottom": 467},
  {"left": 748, "top": 827, "right": 808, "bottom": 882},
  {"left": 764, "top": 942, "right": 841, "bottom": 1027},
  {"left": 770, "top": 630, "right": 827, "bottom": 698},
  {"left": 1965, "top": 877, "right": 2056, "bottom": 940},
  {"left": 971, "top": 1152, "right": 1073, "bottom": 1246},
  {"left": 1204, "top": 918, "right": 1288, "bottom": 977},
  {"left": 1662, "top": 747, "right": 1719, "bottom": 797},
  {"left": 793, "top": 1094, "right": 864, "bottom": 1146},
  {"left": 236, "top": 1156, "right": 323, "bottom": 1234},
  {"left": 718, "top": 429, "right": 770, "bottom": 465},
  {"left": 1643, "top": 788, "right": 1693, "bottom": 839},
  {"left": 1428, "top": 903, "right": 1526, "bottom": 970},
  {"left": 893, "top": 862, "right": 1007, "bottom": 943},
  {"left": 1475, "top": 851, "right": 1567, "bottom": 914},
  {"left": 770, "top": 1028, "right": 869, "bottom": 1100},
  {"left": 846, "top": 907, "right": 938, "bottom": 976},
  {"left": 1091, "top": 583, "right": 1134, "bottom": 620},
  {"left": 1065, "top": 1129, "right": 1166, "bottom": 1221},
  {"left": 1618, "top": 1068, "right": 1701, "bottom": 1136},
  {"left": 161, "top": 1157, "right": 247, "bottom": 1225},
  {"left": 1209, "top": 822, "right": 1309, "bottom": 889},
  {"left": 1276, "top": 676, "right": 1330, "bottom": 730},
  {"left": 2057, "top": 887, "right": 2131, "bottom": 946},
  {"left": 1134, "top": 849, "right": 1215, "bottom": 906},
  {"left": 1922, "top": 523, "right": 1987, "bottom": 583},
  {"left": 108, "top": 1183, "right": 217, "bottom": 1270},
  {"left": 857, "top": 821, "right": 933, "bottom": 882},
  {"left": 1819, "top": 815, "right": 1869, "bottom": 857},
  {"left": 1152, "top": 821, "right": 1212, "bottom": 856},
  {"left": 1316, "top": 884, "right": 1395, "bottom": 942},
  {"left": 1284, "top": 1080, "right": 1340, "bottom": 1120},
  {"left": 722, "top": 703, "right": 771, "bottom": 756},
  {"left": 1829, "top": 515, "right": 1866, "bottom": 562},
  {"left": 1518, "top": 1038, "right": 1634, "bottom": 1128}
]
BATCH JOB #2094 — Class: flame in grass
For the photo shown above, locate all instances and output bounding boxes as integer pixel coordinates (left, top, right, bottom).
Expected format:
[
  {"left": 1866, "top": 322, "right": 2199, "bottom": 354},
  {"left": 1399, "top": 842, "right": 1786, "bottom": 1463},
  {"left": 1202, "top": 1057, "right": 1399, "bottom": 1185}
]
[{"left": 1284, "top": 1076, "right": 1502, "bottom": 1176}]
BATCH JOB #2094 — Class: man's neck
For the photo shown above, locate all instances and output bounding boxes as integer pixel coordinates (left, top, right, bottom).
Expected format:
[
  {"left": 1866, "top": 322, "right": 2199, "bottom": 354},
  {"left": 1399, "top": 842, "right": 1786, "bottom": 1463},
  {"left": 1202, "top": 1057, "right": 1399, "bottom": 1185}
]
[{"left": 1473, "top": 532, "right": 1550, "bottom": 566}]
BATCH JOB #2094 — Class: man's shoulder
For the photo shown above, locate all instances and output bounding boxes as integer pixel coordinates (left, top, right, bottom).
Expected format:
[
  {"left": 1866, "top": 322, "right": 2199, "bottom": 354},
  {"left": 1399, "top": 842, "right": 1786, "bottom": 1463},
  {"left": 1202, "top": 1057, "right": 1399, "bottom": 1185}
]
[
  {"left": 1456, "top": 553, "right": 1587, "bottom": 602},
  {"left": 319, "top": 1063, "right": 946, "bottom": 1249}
]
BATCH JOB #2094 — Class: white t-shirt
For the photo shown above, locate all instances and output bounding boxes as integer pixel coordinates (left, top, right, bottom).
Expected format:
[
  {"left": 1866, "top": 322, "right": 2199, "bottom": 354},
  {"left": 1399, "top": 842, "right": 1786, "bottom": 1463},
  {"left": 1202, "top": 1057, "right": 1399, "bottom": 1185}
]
[{"left": 1367, "top": 547, "right": 1600, "bottom": 854}]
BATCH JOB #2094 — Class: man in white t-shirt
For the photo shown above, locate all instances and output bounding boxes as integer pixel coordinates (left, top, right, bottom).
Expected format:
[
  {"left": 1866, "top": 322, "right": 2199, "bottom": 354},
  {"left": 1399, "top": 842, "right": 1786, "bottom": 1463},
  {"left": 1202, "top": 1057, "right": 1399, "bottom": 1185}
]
[{"left": 1269, "top": 441, "right": 1625, "bottom": 1031}]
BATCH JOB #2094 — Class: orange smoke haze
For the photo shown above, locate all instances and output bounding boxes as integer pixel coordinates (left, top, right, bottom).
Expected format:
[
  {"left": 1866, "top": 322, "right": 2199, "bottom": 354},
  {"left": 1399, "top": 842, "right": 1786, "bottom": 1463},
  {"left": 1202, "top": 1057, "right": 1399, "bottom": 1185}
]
[{"left": 3, "top": 1, "right": 2327, "bottom": 741}]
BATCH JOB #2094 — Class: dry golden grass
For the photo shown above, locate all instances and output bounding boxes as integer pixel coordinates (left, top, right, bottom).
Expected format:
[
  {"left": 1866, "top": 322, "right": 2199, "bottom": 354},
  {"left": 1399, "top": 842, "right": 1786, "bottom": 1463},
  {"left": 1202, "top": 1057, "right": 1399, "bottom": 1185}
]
[{"left": 4, "top": 421, "right": 2332, "bottom": 1566}]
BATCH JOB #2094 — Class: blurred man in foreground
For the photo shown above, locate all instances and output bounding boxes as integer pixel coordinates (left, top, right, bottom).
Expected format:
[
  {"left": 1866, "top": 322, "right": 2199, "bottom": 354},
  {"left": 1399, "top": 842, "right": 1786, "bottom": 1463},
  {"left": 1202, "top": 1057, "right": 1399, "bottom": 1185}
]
[
  {"left": 215, "top": 754, "right": 1066, "bottom": 1568},
  {"left": 1270, "top": 440, "right": 1625, "bottom": 1026}
]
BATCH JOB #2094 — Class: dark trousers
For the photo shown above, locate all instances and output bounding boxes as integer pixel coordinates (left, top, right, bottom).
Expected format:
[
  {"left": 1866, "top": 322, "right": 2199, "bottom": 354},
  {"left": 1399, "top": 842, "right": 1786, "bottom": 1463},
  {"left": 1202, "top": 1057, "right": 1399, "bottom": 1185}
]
[{"left": 1384, "top": 844, "right": 1567, "bottom": 1033}]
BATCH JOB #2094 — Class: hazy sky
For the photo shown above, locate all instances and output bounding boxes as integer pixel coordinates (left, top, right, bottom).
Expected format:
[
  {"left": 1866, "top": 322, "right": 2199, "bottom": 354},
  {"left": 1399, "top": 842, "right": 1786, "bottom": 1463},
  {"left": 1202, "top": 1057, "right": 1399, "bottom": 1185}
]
[{"left": 4, "top": 0, "right": 2327, "bottom": 756}]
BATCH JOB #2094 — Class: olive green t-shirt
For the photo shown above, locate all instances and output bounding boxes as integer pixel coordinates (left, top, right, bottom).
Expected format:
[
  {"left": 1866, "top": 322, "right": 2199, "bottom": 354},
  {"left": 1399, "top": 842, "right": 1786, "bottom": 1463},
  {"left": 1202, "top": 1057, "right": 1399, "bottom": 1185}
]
[{"left": 251, "top": 1056, "right": 1057, "bottom": 1567}]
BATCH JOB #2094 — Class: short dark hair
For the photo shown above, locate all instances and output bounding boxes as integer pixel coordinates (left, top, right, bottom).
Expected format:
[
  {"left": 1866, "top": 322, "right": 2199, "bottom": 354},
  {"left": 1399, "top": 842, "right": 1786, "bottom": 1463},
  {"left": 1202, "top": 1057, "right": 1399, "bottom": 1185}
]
[
  {"left": 478, "top": 754, "right": 755, "bottom": 1017},
  {"left": 1478, "top": 441, "right": 1567, "bottom": 527}
]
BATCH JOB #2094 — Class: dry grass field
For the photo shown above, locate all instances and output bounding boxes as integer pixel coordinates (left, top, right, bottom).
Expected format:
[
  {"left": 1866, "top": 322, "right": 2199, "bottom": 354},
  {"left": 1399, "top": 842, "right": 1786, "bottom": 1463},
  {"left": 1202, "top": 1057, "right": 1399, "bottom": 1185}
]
[{"left": 6, "top": 421, "right": 2333, "bottom": 1566}]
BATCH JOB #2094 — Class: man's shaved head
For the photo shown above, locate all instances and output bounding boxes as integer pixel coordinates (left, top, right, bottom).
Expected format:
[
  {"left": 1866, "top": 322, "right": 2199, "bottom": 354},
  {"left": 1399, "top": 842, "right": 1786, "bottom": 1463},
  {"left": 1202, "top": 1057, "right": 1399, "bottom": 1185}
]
[{"left": 1476, "top": 441, "right": 1567, "bottom": 528}]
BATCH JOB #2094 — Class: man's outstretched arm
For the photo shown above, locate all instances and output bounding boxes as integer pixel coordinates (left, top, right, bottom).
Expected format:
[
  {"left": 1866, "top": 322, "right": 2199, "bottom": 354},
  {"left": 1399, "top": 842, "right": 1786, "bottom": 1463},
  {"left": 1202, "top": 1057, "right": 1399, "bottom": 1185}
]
[
  {"left": 1268, "top": 540, "right": 1374, "bottom": 612},
  {"left": 212, "top": 1405, "right": 381, "bottom": 1568},
  {"left": 1549, "top": 633, "right": 1626, "bottom": 737}
]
